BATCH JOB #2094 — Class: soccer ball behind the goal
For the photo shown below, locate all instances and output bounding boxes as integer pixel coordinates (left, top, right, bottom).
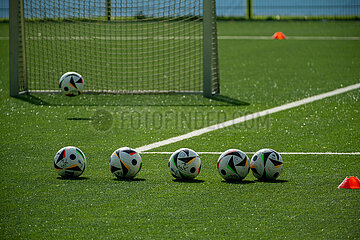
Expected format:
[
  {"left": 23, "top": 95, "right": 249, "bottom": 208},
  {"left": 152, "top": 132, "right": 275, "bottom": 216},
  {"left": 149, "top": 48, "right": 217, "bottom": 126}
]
[
  {"left": 168, "top": 148, "right": 201, "bottom": 180},
  {"left": 217, "top": 149, "right": 250, "bottom": 181},
  {"left": 250, "top": 149, "right": 283, "bottom": 180},
  {"left": 54, "top": 146, "right": 86, "bottom": 178},
  {"left": 59, "top": 72, "right": 84, "bottom": 96},
  {"left": 109, "top": 147, "right": 142, "bottom": 179}
]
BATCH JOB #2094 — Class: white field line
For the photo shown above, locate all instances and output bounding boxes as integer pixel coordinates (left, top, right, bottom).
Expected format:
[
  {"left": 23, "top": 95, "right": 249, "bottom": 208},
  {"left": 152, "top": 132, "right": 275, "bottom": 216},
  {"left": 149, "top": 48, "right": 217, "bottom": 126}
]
[
  {"left": 135, "top": 83, "right": 360, "bottom": 152},
  {"left": 142, "top": 152, "right": 360, "bottom": 155},
  {"left": 0, "top": 36, "right": 358, "bottom": 41},
  {"left": 26, "top": 36, "right": 203, "bottom": 41},
  {"left": 218, "top": 36, "right": 360, "bottom": 40}
]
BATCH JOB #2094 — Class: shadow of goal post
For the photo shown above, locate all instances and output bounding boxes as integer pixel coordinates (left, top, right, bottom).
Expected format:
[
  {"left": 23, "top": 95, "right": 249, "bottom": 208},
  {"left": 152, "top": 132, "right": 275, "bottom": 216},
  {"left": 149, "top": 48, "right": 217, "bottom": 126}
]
[{"left": 9, "top": 0, "right": 220, "bottom": 97}]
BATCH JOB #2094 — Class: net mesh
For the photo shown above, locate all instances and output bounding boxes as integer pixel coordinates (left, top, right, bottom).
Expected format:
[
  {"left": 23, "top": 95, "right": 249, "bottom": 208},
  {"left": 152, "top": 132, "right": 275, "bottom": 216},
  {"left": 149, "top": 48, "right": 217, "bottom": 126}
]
[{"left": 20, "top": 0, "right": 219, "bottom": 94}]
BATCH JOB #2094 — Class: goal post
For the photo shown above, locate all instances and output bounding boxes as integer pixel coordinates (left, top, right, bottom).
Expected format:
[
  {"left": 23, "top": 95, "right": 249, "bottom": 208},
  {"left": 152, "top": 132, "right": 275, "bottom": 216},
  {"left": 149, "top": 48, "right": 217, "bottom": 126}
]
[
  {"left": 203, "top": 0, "right": 219, "bottom": 97},
  {"left": 10, "top": 0, "right": 220, "bottom": 97},
  {"left": 9, "top": 0, "right": 27, "bottom": 96}
]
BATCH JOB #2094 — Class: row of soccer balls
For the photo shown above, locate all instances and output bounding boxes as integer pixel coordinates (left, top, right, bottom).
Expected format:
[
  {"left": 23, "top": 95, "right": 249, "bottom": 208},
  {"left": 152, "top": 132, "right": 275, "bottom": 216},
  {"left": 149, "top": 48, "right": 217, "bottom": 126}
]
[{"left": 54, "top": 146, "right": 284, "bottom": 181}]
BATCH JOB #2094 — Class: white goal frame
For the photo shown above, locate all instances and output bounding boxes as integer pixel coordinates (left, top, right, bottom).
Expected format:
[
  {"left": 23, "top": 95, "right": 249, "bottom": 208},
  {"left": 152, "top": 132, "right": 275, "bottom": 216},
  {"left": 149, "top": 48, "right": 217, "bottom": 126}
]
[{"left": 9, "top": 0, "right": 220, "bottom": 97}]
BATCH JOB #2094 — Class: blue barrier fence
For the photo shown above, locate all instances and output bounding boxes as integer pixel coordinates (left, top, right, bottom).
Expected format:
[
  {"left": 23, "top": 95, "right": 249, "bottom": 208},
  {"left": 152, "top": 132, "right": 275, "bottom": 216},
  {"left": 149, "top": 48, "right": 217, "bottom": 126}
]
[
  {"left": 0, "top": 0, "right": 8, "bottom": 18},
  {"left": 218, "top": 0, "right": 360, "bottom": 19},
  {"left": 1, "top": 0, "right": 359, "bottom": 19}
]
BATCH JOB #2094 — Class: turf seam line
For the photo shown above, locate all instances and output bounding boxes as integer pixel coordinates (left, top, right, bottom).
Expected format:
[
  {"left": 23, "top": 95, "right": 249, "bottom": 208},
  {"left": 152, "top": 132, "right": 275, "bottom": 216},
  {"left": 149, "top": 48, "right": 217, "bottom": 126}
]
[
  {"left": 135, "top": 83, "right": 360, "bottom": 152},
  {"left": 141, "top": 152, "right": 360, "bottom": 155}
]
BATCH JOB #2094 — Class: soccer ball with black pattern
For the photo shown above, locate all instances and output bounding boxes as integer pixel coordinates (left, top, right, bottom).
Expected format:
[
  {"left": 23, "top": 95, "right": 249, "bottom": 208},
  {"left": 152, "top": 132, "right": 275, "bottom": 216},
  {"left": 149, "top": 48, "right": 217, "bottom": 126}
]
[
  {"left": 54, "top": 146, "right": 86, "bottom": 178},
  {"left": 168, "top": 148, "right": 201, "bottom": 180},
  {"left": 109, "top": 147, "right": 142, "bottom": 179},
  {"left": 217, "top": 149, "right": 250, "bottom": 181},
  {"left": 250, "top": 149, "right": 283, "bottom": 180},
  {"left": 59, "top": 72, "right": 85, "bottom": 96}
]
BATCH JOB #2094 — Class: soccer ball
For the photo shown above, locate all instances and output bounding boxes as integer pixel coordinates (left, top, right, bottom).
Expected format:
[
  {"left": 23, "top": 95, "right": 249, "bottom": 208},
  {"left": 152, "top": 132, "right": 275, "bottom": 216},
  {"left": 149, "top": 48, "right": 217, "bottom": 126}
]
[
  {"left": 54, "top": 146, "right": 86, "bottom": 178},
  {"left": 168, "top": 148, "right": 201, "bottom": 179},
  {"left": 217, "top": 149, "right": 250, "bottom": 181},
  {"left": 250, "top": 149, "right": 283, "bottom": 180},
  {"left": 59, "top": 72, "right": 84, "bottom": 96},
  {"left": 109, "top": 147, "right": 142, "bottom": 179}
]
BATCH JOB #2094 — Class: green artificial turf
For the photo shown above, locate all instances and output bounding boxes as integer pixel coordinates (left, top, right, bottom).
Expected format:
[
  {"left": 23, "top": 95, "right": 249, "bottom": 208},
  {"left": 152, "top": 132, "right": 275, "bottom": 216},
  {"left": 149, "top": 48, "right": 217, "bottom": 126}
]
[
  {"left": 1, "top": 21, "right": 360, "bottom": 239},
  {"left": 1, "top": 153, "right": 359, "bottom": 239}
]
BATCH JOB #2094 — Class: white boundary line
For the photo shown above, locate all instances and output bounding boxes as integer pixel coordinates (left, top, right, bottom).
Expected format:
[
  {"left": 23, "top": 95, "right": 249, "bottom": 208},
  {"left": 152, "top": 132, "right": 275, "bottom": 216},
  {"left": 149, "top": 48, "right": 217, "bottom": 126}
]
[
  {"left": 218, "top": 36, "right": 360, "bottom": 40},
  {"left": 135, "top": 83, "right": 360, "bottom": 152},
  {"left": 1, "top": 36, "right": 360, "bottom": 41},
  {"left": 142, "top": 152, "right": 360, "bottom": 155}
]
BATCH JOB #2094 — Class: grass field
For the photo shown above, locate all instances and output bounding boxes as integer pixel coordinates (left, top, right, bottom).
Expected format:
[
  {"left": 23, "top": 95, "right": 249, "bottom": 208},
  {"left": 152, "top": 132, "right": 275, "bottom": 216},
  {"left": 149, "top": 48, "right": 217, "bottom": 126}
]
[{"left": 1, "top": 21, "right": 360, "bottom": 239}]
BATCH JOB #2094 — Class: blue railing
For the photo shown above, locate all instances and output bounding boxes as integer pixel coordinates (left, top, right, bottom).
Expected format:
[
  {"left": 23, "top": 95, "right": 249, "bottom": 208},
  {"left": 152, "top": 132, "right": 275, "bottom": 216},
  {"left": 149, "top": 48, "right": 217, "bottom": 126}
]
[
  {"left": 1, "top": 0, "right": 359, "bottom": 19},
  {"left": 0, "top": 0, "right": 8, "bottom": 18},
  {"left": 217, "top": 0, "right": 360, "bottom": 18}
]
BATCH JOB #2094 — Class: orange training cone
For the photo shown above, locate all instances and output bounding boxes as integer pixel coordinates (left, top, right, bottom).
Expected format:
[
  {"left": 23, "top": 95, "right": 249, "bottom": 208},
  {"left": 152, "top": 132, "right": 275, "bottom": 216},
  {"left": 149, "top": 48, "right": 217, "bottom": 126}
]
[
  {"left": 338, "top": 176, "right": 360, "bottom": 189},
  {"left": 338, "top": 177, "right": 350, "bottom": 189},
  {"left": 348, "top": 176, "right": 360, "bottom": 189},
  {"left": 272, "top": 32, "right": 286, "bottom": 40}
]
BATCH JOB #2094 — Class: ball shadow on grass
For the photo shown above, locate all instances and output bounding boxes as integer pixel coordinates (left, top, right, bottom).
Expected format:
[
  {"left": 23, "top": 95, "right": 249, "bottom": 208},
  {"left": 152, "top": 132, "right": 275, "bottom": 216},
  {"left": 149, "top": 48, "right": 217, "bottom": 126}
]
[
  {"left": 112, "top": 178, "right": 146, "bottom": 182},
  {"left": 57, "top": 176, "right": 90, "bottom": 181},
  {"left": 172, "top": 178, "right": 205, "bottom": 183},
  {"left": 255, "top": 179, "right": 288, "bottom": 183},
  {"left": 221, "top": 179, "right": 255, "bottom": 184}
]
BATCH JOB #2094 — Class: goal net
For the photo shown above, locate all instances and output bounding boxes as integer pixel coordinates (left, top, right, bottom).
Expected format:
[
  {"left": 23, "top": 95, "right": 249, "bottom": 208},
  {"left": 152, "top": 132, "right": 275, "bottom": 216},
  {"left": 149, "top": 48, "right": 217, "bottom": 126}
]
[{"left": 10, "top": 0, "right": 219, "bottom": 97}]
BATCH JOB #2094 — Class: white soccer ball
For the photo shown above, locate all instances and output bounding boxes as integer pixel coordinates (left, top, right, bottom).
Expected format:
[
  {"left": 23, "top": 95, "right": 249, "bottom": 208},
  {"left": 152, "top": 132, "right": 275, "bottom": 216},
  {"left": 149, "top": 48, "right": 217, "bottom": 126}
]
[
  {"left": 109, "top": 147, "right": 142, "bottom": 179},
  {"left": 168, "top": 148, "right": 201, "bottom": 179},
  {"left": 217, "top": 149, "right": 250, "bottom": 181},
  {"left": 250, "top": 149, "right": 283, "bottom": 180},
  {"left": 54, "top": 146, "right": 86, "bottom": 178},
  {"left": 59, "top": 72, "right": 85, "bottom": 96}
]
